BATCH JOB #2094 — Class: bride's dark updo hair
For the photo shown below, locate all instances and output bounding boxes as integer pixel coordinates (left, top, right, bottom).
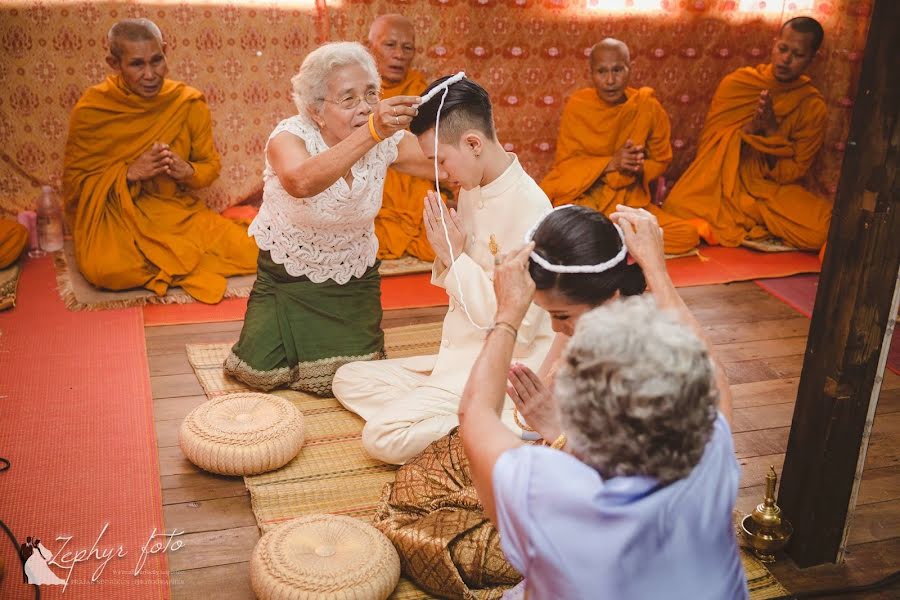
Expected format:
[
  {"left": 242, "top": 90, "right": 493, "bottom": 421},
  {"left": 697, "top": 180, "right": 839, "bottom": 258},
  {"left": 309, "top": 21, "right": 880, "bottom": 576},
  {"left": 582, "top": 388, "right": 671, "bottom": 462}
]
[{"left": 529, "top": 206, "right": 646, "bottom": 304}]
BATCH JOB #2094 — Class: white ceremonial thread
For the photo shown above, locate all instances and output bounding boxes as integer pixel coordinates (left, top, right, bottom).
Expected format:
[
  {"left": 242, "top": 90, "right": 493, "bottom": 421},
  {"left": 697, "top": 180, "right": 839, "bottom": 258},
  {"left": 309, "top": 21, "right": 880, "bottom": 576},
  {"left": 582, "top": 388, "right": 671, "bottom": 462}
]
[
  {"left": 420, "top": 71, "right": 490, "bottom": 330},
  {"left": 524, "top": 205, "right": 629, "bottom": 273},
  {"left": 420, "top": 71, "right": 466, "bottom": 104},
  {"left": 432, "top": 86, "right": 448, "bottom": 193},
  {"left": 428, "top": 72, "right": 490, "bottom": 331}
]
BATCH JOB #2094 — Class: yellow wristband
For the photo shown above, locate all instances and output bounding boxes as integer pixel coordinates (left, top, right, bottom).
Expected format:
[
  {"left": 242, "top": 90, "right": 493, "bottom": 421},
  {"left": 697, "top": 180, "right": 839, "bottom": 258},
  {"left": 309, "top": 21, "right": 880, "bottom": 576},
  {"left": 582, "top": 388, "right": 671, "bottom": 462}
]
[{"left": 367, "top": 114, "right": 384, "bottom": 143}]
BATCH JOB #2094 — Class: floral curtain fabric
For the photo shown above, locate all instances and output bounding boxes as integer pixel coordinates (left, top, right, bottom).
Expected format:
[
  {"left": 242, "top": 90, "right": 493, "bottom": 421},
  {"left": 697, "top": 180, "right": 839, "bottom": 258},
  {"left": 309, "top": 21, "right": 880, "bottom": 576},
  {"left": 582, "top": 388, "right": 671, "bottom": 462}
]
[{"left": 0, "top": 0, "right": 871, "bottom": 216}]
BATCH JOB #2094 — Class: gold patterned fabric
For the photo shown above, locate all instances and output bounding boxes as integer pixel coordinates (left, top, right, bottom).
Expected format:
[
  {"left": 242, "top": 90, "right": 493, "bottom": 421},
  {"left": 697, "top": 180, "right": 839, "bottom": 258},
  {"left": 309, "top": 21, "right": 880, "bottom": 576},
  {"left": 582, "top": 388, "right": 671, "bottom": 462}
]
[
  {"left": 0, "top": 262, "right": 20, "bottom": 311},
  {"left": 374, "top": 429, "right": 521, "bottom": 600}
]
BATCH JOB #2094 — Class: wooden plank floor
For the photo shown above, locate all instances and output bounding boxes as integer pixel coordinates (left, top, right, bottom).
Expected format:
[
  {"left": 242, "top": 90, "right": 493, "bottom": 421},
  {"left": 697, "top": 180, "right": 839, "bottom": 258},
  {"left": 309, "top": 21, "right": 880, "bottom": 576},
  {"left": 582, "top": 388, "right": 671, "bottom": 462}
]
[{"left": 146, "top": 283, "right": 900, "bottom": 599}]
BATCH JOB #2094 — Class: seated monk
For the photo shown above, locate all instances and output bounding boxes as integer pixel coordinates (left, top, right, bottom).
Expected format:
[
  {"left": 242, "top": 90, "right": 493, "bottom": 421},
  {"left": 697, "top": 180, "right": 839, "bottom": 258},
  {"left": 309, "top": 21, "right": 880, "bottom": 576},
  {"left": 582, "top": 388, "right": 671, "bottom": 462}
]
[
  {"left": 0, "top": 220, "right": 28, "bottom": 269},
  {"left": 540, "top": 38, "right": 699, "bottom": 255},
  {"left": 368, "top": 14, "right": 436, "bottom": 262},
  {"left": 663, "top": 17, "right": 831, "bottom": 251},
  {"left": 63, "top": 19, "right": 257, "bottom": 303}
]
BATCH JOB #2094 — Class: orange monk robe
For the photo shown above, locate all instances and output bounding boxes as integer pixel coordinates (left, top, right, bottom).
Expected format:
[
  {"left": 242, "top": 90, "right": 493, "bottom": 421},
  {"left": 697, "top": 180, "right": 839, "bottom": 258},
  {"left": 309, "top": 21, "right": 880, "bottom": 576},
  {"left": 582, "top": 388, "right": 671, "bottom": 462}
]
[
  {"left": 375, "top": 68, "right": 436, "bottom": 261},
  {"left": 664, "top": 64, "right": 831, "bottom": 250},
  {"left": 0, "top": 220, "right": 28, "bottom": 269},
  {"left": 63, "top": 76, "right": 257, "bottom": 303},
  {"left": 540, "top": 87, "right": 698, "bottom": 255}
]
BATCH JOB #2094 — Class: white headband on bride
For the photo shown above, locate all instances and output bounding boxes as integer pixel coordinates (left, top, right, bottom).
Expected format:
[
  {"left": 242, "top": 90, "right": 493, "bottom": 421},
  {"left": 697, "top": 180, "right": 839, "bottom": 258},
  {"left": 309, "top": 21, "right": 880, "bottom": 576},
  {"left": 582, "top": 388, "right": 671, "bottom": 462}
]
[{"left": 524, "top": 205, "right": 628, "bottom": 274}]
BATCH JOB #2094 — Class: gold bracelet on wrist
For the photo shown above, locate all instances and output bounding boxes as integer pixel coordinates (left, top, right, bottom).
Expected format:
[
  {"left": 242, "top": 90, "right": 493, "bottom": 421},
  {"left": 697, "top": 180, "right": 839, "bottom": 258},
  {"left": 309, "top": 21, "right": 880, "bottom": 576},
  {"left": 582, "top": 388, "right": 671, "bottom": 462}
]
[
  {"left": 548, "top": 433, "right": 567, "bottom": 450},
  {"left": 367, "top": 114, "right": 384, "bottom": 143},
  {"left": 513, "top": 406, "right": 536, "bottom": 432},
  {"left": 490, "top": 320, "right": 518, "bottom": 340}
]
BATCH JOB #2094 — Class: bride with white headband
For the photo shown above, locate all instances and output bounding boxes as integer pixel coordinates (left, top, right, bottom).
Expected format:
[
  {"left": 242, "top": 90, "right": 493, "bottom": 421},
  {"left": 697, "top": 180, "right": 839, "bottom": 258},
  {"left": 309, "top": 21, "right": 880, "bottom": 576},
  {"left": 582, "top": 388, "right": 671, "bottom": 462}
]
[{"left": 374, "top": 204, "right": 745, "bottom": 599}]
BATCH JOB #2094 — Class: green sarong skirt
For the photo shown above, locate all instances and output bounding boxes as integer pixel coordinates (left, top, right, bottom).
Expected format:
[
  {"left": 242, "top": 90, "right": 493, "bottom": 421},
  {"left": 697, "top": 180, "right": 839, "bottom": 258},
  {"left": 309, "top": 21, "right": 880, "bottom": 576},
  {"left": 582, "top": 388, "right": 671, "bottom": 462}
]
[{"left": 224, "top": 251, "right": 385, "bottom": 396}]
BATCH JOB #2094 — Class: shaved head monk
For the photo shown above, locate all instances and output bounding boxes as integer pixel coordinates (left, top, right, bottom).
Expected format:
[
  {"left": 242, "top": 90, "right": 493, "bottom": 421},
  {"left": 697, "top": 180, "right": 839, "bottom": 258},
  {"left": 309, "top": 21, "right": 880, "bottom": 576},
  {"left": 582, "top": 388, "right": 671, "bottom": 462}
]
[
  {"left": 367, "top": 14, "right": 436, "bottom": 262},
  {"left": 63, "top": 19, "right": 257, "bottom": 303},
  {"left": 540, "top": 39, "right": 699, "bottom": 255},
  {"left": 662, "top": 17, "right": 831, "bottom": 251}
]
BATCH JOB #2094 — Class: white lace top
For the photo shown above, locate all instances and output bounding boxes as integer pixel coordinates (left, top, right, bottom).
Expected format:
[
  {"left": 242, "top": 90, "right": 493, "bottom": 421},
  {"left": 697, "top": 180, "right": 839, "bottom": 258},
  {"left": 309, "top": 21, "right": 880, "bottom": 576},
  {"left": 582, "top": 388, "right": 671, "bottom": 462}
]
[{"left": 248, "top": 115, "right": 404, "bottom": 284}]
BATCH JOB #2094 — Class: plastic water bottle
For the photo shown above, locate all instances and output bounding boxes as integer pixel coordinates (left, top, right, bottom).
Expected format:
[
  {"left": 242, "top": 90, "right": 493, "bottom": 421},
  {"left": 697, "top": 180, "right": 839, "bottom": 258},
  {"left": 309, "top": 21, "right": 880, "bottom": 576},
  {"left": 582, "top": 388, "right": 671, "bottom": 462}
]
[{"left": 36, "top": 185, "right": 64, "bottom": 252}]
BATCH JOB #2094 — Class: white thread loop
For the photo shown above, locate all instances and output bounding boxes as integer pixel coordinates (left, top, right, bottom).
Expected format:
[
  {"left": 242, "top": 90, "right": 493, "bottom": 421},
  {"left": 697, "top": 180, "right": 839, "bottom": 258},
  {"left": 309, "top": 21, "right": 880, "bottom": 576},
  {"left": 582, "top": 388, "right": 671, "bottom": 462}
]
[
  {"left": 420, "top": 71, "right": 466, "bottom": 104},
  {"left": 524, "top": 205, "right": 628, "bottom": 274}
]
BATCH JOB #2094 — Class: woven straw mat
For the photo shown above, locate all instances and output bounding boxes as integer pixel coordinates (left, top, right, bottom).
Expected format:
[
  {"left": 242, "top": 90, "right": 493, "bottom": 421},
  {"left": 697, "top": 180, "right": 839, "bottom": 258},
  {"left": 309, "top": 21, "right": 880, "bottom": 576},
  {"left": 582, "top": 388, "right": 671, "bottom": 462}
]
[
  {"left": 186, "top": 321, "right": 787, "bottom": 599},
  {"left": 187, "top": 322, "right": 443, "bottom": 599}
]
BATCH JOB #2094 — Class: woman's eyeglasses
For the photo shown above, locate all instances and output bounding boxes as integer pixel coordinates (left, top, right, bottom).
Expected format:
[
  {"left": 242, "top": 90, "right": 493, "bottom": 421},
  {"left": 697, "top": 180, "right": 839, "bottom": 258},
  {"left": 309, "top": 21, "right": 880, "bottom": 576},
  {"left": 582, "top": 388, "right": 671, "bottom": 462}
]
[{"left": 323, "top": 90, "right": 381, "bottom": 110}]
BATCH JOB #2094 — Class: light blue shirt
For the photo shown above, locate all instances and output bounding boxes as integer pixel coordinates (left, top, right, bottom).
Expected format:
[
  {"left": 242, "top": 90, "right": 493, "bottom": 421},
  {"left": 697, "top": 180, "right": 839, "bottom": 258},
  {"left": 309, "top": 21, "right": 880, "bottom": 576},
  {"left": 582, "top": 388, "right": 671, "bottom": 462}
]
[{"left": 493, "top": 413, "right": 748, "bottom": 600}]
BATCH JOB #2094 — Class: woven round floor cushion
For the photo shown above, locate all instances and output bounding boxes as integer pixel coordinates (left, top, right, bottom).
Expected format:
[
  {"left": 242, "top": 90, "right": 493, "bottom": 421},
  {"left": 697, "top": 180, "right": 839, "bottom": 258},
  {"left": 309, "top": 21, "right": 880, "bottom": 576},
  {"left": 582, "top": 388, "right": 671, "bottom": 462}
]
[
  {"left": 251, "top": 514, "right": 400, "bottom": 600},
  {"left": 180, "top": 392, "right": 305, "bottom": 476}
]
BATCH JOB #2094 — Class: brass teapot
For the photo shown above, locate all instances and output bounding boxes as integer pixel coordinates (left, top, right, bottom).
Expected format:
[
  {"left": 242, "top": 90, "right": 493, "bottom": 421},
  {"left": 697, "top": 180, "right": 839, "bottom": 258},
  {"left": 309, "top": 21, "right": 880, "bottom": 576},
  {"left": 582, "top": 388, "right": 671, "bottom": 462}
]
[{"left": 740, "top": 466, "right": 793, "bottom": 562}]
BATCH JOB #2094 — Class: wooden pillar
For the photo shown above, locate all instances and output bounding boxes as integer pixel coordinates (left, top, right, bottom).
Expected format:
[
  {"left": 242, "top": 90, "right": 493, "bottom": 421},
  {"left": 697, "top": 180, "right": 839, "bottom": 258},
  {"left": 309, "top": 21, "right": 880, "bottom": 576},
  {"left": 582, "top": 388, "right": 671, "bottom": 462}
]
[{"left": 777, "top": 0, "right": 900, "bottom": 568}]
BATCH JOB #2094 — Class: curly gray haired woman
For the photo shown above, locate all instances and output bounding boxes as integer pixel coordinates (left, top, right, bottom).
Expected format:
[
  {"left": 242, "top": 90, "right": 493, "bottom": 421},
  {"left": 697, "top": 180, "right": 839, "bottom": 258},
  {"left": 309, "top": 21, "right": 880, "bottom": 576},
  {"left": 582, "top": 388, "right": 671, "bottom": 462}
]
[
  {"left": 556, "top": 295, "right": 718, "bottom": 484},
  {"left": 458, "top": 204, "right": 746, "bottom": 599}
]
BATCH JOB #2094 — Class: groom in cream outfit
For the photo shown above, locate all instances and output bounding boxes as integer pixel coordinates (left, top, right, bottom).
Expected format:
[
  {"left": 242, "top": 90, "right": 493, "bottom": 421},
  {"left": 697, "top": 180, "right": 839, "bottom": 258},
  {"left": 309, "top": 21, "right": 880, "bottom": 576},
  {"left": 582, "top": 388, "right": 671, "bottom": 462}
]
[{"left": 332, "top": 77, "right": 553, "bottom": 464}]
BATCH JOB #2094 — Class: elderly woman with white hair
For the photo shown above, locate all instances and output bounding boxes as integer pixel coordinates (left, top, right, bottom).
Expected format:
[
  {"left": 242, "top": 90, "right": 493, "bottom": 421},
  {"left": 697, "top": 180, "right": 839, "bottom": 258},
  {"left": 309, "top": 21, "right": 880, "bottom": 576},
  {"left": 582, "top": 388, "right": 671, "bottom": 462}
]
[
  {"left": 457, "top": 205, "right": 748, "bottom": 598},
  {"left": 225, "top": 42, "right": 435, "bottom": 395}
]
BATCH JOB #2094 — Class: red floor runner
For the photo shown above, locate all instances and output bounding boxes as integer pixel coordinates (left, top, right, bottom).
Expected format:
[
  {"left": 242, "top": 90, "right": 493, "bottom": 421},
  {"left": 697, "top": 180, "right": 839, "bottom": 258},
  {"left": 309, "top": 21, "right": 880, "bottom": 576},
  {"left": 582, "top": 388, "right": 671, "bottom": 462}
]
[
  {"left": 0, "top": 257, "right": 169, "bottom": 599},
  {"left": 755, "top": 274, "right": 899, "bottom": 375},
  {"left": 143, "top": 271, "right": 449, "bottom": 326},
  {"left": 144, "top": 247, "right": 820, "bottom": 327},
  {"left": 665, "top": 246, "right": 821, "bottom": 287}
]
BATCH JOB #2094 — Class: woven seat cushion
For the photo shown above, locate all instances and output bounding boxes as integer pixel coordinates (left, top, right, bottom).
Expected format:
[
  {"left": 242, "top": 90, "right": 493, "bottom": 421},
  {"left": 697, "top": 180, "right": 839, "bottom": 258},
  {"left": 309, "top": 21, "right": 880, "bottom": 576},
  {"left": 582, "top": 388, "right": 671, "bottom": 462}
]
[
  {"left": 251, "top": 514, "right": 401, "bottom": 600},
  {"left": 179, "top": 392, "right": 305, "bottom": 476}
]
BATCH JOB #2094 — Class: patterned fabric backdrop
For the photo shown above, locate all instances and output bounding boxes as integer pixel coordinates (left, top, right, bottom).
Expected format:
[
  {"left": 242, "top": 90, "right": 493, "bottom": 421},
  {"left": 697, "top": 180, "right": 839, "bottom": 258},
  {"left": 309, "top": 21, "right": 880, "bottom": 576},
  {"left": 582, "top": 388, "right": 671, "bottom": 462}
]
[{"left": 0, "top": 0, "right": 871, "bottom": 218}]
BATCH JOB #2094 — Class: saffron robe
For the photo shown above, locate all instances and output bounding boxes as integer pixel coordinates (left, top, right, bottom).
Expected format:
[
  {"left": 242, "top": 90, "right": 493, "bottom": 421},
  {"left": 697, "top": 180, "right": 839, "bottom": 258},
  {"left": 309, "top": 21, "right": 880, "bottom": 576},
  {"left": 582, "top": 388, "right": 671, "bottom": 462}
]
[
  {"left": 374, "top": 68, "right": 436, "bottom": 261},
  {"left": 540, "top": 87, "right": 699, "bottom": 255},
  {"left": 0, "top": 220, "right": 28, "bottom": 269},
  {"left": 663, "top": 64, "right": 831, "bottom": 250},
  {"left": 63, "top": 75, "right": 257, "bottom": 303}
]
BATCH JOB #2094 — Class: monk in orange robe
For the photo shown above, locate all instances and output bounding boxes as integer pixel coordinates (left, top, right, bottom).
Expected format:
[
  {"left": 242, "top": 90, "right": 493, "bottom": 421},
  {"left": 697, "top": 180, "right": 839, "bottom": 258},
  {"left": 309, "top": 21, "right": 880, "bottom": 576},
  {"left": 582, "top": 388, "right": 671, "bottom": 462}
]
[
  {"left": 63, "top": 19, "right": 257, "bottom": 303},
  {"left": 540, "top": 39, "right": 699, "bottom": 255},
  {"left": 663, "top": 17, "right": 831, "bottom": 251},
  {"left": 0, "top": 220, "right": 28, "bottom": 269},
  {"left": 368, "top": 14, "right": 436, "bottom": 261}
]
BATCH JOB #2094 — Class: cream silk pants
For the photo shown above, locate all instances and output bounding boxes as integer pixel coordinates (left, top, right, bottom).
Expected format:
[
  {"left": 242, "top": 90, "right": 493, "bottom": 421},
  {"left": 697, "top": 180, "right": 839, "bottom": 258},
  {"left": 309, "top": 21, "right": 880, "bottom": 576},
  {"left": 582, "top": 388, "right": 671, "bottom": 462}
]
[{"left": 333, "top": 357, "right": 527, "bottom": 465}]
